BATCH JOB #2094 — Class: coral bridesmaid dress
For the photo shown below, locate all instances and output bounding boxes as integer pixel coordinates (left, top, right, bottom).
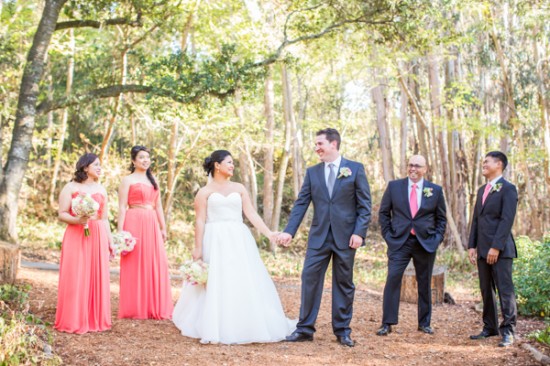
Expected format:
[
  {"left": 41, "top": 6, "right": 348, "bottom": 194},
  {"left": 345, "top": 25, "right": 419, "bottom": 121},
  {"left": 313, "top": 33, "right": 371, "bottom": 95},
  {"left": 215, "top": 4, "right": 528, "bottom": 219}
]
[
  {"left": 118, "top": 183, "right": 173, "bottom": 319},
  {"left": 55, "top": 192, "right": 111, "bottom": 334}
]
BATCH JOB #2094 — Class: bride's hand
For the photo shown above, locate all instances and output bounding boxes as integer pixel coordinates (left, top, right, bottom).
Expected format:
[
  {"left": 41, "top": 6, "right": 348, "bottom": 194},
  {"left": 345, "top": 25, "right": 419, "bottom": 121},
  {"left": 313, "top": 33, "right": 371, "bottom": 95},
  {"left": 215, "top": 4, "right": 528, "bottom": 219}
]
[
  {"left": 192, "top": 247, "right": 202, "bottom": 261},
  {"left": 268, "top": 231, "right": 280, "bottom": 244}
]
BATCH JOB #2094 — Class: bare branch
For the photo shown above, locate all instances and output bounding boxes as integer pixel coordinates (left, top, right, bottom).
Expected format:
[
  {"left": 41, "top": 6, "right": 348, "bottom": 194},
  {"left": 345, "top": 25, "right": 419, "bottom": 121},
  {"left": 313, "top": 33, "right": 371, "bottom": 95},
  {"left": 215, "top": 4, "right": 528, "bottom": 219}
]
[
  {"left": 36, "top": 84, "right": 234, "bottom": 114},
  {"left": 55, "top": 17, "right": 142, "bottom": 31}
]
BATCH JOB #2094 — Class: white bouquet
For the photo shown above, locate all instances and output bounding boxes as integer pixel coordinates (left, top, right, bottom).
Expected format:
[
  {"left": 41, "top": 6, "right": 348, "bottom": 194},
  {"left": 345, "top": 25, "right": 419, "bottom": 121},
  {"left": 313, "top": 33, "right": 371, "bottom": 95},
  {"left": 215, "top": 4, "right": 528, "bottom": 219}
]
[
  {"left": 111, "top": 231, "right": 137, "bottom": 256},
  {"left": 180, "top": 259, "right": 208, "bottom": 286},
  {"left": 71, "top": 193, "right": 100, "bottom": 236}
]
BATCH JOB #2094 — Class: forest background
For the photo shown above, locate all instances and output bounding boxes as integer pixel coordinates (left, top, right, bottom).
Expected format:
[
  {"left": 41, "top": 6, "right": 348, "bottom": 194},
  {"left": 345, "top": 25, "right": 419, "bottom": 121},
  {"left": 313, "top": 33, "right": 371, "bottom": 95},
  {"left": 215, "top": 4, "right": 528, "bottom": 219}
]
[{"left": 1, "top": 0, "right": 549, "bottom": 363}]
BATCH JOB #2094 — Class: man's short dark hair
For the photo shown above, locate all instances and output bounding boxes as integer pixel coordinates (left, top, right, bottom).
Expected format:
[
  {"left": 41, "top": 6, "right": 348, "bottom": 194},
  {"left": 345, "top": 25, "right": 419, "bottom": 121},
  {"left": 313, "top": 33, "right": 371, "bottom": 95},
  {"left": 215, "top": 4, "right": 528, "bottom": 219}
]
[
  {"left": 316, "top": 128, "right": 341, "bottom": 150},
  {"left": 486, "top": 151, "right": 508, "bottom": 170}
]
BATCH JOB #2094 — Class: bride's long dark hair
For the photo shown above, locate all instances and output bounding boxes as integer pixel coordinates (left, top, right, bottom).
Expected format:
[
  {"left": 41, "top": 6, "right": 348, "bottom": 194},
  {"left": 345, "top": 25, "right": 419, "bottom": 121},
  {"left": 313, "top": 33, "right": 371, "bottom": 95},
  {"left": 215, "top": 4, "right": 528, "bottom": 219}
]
[
  {"left": 130, "top": 145, "right": 158, "bottom": 190},
  {"left": 203, "top": 150, "right": 232, "bottom": 178}
]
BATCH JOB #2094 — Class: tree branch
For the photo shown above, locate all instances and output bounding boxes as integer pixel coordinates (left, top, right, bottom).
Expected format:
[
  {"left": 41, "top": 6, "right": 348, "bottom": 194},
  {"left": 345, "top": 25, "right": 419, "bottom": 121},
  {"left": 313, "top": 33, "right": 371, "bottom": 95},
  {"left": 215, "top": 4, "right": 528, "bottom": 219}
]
[
  {"left": 36, "top": 84, "right": 234, "bottom": 114},
  {"left": 55, "top": 17, "right": 142, "bottom": 31}
]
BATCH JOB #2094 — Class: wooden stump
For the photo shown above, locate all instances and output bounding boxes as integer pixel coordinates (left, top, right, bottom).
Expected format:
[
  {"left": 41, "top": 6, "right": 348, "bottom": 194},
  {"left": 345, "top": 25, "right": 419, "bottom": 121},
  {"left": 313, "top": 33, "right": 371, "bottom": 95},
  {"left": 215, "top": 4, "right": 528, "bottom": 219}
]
[
  {"left": 400, "top": 263, "right": 445, "bottom": 304},
  {"left": 0, "top": 241, "right": 20, "bottom": 284}
]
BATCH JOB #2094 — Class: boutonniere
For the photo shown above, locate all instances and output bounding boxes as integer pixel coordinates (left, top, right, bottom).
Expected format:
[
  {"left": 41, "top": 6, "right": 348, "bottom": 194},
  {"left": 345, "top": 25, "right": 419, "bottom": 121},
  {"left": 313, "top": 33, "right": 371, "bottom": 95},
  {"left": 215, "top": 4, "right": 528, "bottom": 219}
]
[
  {"left": 423, "top": 187, "right": 433, "bottom": 198},
  {"left": 490, "top": 183, "right": 503, "bottom": 193},
  {"left": 337, "top": 167, "right": 352, "bottom": 179}
]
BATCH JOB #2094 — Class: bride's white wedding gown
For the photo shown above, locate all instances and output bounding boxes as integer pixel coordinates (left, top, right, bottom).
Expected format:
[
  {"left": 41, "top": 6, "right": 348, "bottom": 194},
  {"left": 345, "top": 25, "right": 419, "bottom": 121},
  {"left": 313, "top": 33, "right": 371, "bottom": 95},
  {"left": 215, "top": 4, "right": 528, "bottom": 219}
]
[{"left": 172, "top": 192, "right": 296, "bottom": 344}]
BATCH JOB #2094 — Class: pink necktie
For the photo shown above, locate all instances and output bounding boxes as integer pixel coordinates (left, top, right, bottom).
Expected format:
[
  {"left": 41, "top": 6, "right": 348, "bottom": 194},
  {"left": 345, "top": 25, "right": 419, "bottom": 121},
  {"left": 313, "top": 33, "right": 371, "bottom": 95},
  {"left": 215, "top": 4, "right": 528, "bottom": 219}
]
[
  {"left": 482, "top": 183, "right": 492, "bottom": 205},
  {"left": 410, "top": 183, "right": 418, "bottom": 234}
]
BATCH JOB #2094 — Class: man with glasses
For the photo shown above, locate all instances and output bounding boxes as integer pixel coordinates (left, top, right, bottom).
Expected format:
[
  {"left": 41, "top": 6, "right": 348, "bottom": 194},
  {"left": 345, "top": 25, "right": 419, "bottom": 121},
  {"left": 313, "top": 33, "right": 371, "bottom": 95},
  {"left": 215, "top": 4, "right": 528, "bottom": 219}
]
[{"left": 376, "top": 155, "right": 447, "bottom": 336}]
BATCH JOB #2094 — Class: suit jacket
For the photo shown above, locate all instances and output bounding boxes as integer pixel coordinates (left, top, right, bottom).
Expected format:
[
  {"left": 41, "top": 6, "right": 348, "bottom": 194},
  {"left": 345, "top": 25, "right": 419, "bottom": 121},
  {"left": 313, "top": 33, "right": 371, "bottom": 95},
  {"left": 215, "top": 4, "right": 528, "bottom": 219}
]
[
  {"left": 468, "top": 178, "right": 518, "bottom": 259},
  {"left": 284, "top": 158, "right": 371, "bottom": 250},
  {"left": 379, "top": 178, "right": 447, "bottom": 253}
]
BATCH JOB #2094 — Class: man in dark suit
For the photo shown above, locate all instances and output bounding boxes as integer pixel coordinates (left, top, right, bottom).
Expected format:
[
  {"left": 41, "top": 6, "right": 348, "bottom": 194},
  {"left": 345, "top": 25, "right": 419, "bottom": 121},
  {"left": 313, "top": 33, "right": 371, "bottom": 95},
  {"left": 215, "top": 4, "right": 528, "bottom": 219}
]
[
  {"left": 468, "top": 151, "right": 518, "bottom": 347},
  {"left": 376, "top": 155, "right": 447, "bottom": 336},
  {"left": 278, "top": 128, "right": 371, "bottom": 347}
]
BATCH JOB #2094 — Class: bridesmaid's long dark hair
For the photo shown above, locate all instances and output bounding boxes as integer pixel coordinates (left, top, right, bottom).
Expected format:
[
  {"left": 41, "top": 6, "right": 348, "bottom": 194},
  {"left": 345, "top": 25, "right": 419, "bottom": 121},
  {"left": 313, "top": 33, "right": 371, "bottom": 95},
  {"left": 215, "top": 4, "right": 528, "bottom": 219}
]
[
  {"left": 130, "top": 145, "right": 158, "bottom": 190},
  {"left": 73, "top": 153, "right": 99, "bottom": 182}
]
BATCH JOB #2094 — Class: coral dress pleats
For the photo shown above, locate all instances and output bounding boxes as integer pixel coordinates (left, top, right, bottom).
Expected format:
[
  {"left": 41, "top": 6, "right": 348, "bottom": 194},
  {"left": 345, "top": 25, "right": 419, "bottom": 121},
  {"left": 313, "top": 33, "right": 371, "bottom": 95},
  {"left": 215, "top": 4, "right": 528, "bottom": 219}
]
[
  {"left": 55, "top": 192, "right": 111, "bottom": 334},
  {"left": 118, "top": 183, "right": 173, "bottom": 319}
]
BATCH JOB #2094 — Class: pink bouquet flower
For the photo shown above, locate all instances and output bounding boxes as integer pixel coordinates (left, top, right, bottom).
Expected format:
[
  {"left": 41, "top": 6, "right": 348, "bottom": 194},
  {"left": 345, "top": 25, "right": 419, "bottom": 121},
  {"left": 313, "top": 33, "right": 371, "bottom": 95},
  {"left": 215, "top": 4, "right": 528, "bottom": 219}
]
[
  {"left": 180, "top": 259, "right": 208, "bottom": 286},
  {"left": 111, "top": 231, "right": 137, "bottom": 256},
  {"left": 71, "top": 193, "right": 100, "bottom": 236}
]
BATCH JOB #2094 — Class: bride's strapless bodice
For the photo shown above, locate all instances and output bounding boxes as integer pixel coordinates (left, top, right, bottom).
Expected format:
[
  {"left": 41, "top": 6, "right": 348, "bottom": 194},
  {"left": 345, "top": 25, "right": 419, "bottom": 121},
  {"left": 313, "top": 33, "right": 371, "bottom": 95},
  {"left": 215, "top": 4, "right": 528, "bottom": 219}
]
[{"left": 206, "top": 192, "right": 243, "bottom": 223}]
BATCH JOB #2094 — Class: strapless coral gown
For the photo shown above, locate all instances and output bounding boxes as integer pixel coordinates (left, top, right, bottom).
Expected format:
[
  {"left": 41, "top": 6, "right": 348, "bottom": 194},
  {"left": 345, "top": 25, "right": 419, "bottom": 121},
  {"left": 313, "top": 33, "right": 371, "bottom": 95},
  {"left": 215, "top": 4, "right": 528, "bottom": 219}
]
[
  {"left": 118, "top": 183, "right": 173, "bottom": 319},
  {"left": 55, "top": 192, "right": 111, "bottom": 333}
]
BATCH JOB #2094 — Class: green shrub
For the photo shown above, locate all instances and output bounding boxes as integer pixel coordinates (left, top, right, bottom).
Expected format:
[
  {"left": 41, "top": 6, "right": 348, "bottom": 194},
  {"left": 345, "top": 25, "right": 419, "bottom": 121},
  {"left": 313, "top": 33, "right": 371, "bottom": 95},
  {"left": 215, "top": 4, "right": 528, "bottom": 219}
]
[
  {"left": 529, "top": 323, "right": 550, "bottom": 346},
  {"left": 0, "top": 284, "right": 62, "bottom": 366},
  {"left": 513, "top": 235, "right": 550, "bottom": 319}
]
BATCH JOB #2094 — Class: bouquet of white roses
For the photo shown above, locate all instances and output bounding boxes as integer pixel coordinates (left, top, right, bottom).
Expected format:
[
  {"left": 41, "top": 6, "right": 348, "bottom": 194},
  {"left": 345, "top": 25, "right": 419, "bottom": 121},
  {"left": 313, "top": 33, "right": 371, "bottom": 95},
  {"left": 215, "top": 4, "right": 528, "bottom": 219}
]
[
  {"left": 71, "top": 193, "right": 100, "bottom": 236},
  {"left": 111, "top": 231, "right": 137, "bottom": 256},
  {"left": 180, "top": 259, "right": 208, "bottom": 286}
]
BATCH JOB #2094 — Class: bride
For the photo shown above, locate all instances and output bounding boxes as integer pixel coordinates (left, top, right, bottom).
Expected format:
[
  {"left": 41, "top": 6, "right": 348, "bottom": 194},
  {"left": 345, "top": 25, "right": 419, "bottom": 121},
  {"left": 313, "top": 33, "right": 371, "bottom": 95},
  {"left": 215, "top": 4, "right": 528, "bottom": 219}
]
[{"left": 172, "top": 150, "right": 296, "bottom": 344}]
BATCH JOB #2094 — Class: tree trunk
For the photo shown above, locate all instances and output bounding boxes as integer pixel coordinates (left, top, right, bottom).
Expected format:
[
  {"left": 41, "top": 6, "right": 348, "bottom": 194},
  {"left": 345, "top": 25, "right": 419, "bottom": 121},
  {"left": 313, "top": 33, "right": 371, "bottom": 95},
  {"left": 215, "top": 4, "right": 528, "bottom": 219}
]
[
  {"left": 399, "top": 66, "right": 409, "bottom": 177},
  {"left": 0, "top": 0, "right": 67, "bottom": 242},
  {"left": 272, "top": 65, "right": 292, "bottom": 230},
  {"left": 163, "top": 118, "right": 179, "bottom": 228},
  {"left": 49, "top": 28, "right": 74, "bottom": 207},
  {"left": 0, "top": 241, "right": 20, "bottom": 284},
  {"left": 281, "top": 65, "right": 303, "bottom": 199},
  {"left": 372, "top": 72, "right": 394, "bottom": 183},
  {"left": 99, "top": 49, "right": 127, "bottom": 161},
  {"left": 263, "top": 65, "right": 275, "bottom": 237}
]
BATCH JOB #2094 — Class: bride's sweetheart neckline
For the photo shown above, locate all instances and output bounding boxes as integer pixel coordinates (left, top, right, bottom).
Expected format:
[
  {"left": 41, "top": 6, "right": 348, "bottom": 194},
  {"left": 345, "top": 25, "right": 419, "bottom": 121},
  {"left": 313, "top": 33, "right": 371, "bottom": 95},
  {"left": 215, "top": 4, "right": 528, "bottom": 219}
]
[{"left": 208, "top": 191, "right": 241, "bottom": 200}]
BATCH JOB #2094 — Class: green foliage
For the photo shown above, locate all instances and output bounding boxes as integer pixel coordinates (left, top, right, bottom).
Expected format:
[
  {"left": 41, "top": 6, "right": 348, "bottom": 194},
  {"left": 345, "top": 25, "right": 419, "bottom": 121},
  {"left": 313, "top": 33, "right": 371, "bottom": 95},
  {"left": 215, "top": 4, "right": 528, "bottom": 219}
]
[
  {"left": 0, "top": 284, "right": 62, "bottom": 366},
  {"left": 0, "top": 284, "right": 31, "bottom": 309},
  {"left": 514, "top": 235, "right": 550, "bottom": 319},
  {"left": 529, "top": 323, "right": 550, "bottom": 346}
]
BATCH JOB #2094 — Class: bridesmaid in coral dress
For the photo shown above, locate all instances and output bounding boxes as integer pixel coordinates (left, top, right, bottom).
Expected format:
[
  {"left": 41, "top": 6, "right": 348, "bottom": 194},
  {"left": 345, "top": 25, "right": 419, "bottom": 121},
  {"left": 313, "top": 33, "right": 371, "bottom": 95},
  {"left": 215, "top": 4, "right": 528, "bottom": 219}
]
[
  {"left": 117, "top": 145, "right": 173, "bottom": 319},
  {"left": 55, "top": 153, "right": 112, "bottom": 333}
]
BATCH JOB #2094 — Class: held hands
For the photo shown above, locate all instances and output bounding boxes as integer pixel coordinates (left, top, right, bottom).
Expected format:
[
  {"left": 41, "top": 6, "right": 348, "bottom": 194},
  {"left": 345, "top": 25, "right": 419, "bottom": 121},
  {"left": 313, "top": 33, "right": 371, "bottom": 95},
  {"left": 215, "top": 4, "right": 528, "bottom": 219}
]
[{"left": 277, "top": 232, "right": 292, "bottom": 247}]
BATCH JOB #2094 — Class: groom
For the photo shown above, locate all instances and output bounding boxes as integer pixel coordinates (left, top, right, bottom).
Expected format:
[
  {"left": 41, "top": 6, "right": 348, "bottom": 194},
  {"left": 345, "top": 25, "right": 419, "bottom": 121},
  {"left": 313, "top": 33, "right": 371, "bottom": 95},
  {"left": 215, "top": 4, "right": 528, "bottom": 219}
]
[{"left": 278, "top": 128, "right": 371, "bottom": 347}]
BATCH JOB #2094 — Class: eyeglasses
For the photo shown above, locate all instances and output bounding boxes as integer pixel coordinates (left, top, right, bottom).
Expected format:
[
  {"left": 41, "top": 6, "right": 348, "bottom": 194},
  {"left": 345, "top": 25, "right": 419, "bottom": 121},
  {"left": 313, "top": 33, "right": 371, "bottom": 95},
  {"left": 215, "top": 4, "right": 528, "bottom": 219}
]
[{"left": 408, "top": 164, "right": 425, "bottom": 169}]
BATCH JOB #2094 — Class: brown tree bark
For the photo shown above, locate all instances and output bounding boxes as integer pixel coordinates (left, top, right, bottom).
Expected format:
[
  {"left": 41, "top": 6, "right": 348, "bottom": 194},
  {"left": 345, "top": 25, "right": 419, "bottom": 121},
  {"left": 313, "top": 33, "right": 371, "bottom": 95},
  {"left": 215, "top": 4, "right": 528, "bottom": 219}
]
[
  {"left": 263, "top": 66, "right": 275, "bottom": 237},
  {"left": 0, "top": 0, "right": 67, "bottom": 242},
  {"left": 372, "top": 72, "right": 395, "bottom": 183},
  {"left": 272, "top": 64, "right": 293, "bottom": 230},
  {"left": 49, "top": 28, "right": 74, "bottom": 207}
]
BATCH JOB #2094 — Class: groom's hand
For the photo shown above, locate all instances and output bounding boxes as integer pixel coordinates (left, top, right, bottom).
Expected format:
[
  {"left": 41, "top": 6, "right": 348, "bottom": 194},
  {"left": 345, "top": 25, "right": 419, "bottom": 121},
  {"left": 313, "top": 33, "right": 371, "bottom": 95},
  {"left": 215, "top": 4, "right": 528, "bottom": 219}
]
[
  {"left": 278, "top": 232, "right": 292, "bottom": 247},
  {"left": 349, "top": 234, "right": 362, "bottom": 249}
]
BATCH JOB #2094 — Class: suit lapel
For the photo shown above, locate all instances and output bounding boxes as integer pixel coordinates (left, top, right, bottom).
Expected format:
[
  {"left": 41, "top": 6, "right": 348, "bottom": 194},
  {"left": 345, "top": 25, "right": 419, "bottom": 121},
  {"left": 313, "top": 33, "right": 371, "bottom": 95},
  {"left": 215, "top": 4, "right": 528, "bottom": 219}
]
[
  {"left": 418, "top": 180, "right": 430, "bottom": 212},
  {"left": 315, "top": 163, "right": 330, "bottom": 199},
  {"left": 402, "top": 178, "right": 412, "bottom": 218},
  {"left": 480, "top": 177, "right": 504, "bottom": 213},
  {"left": 330, "top": 158, "right": 347, "bottom": 198}
]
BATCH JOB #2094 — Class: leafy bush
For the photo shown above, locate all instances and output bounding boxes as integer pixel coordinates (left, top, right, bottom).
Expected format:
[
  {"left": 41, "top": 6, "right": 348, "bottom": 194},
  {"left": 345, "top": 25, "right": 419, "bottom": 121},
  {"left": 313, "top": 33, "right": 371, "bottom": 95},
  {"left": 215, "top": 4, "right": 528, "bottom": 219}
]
[
  {"left": 529, "top": 323, "right": 550, "bottom": 346},
  {"left": 0, "top": 284, "right": 62, "bottom": 366},
  {"left": 514, "top": 235, "right": 550, "bottom": 319}
]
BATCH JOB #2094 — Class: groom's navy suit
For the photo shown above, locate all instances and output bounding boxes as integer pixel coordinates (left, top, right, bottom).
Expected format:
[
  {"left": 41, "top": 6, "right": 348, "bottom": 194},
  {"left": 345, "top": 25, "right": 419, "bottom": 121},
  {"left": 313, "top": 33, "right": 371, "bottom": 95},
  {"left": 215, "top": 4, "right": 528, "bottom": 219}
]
[
  {"left": 378, "top": 178, "right": 446, "bottom": 327},
  {"left": 468, "top": 177, "right": 518, "bottom": 335},
  {"left": 284, "top": 157, "right": 371, "bottom": 336}
]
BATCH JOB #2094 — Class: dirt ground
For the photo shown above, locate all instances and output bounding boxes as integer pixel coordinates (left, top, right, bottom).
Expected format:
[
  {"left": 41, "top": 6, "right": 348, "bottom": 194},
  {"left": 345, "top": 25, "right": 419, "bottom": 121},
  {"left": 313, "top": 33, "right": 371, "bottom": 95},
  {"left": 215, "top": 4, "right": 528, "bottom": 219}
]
[{"left": 18, "top": 265, "right": 547, "bottom": 366}]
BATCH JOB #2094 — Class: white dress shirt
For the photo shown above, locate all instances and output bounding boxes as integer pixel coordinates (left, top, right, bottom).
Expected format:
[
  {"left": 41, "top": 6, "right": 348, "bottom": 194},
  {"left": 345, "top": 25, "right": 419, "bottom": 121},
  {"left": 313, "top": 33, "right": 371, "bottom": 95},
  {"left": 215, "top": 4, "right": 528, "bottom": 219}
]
[
  {"left": 324, "top": 155, "right": 342, "bottom": 185},
  {"left": 487, "top": 175, "right": 503, "bottom": 187},
  {"left": 408, "top": 178, "right": 424, "bottom": 209}
]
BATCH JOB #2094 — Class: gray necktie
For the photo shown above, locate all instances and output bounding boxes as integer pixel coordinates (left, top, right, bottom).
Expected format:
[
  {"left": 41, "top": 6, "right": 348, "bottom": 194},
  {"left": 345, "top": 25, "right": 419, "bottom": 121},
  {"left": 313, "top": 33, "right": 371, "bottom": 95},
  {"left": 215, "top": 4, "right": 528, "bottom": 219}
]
[{"left": 327, "top": 163, "right": 336, "bottom": 196}]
